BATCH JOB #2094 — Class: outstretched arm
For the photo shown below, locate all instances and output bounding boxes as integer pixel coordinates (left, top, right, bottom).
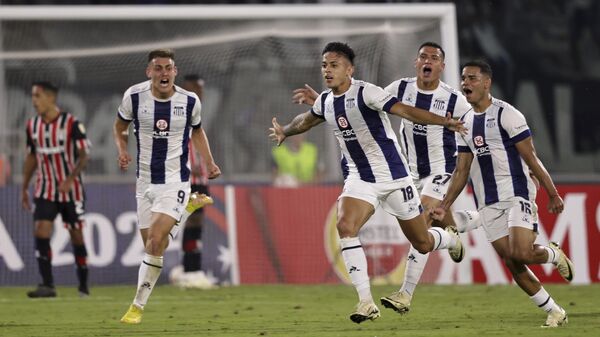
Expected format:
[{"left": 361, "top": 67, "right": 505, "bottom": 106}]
[
  {"left": 431, "top": 152, "right": 473, "bottom": 220},
  {"left": 269, "top": 111, "right": 324, "bottom": 146},
  {"left": 292, "top": 84, "right": 319, "bottom": 106},
  {"left": 388, "top": 102, "right": 467, "bottom": 134},
  {"left": 515, "top": 137, "right": 563, "bottom": 214}
]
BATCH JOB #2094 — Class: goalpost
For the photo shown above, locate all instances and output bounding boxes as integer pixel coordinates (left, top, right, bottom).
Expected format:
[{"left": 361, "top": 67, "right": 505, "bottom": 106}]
[
  {"left": 0, "top": 4, "right": 459, "bottom": 286},
  {"left": 0, "top": 3, "right": 459, "bottom": 182}
]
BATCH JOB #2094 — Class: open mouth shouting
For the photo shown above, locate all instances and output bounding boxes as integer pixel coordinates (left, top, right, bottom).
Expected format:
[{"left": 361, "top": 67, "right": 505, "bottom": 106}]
[
  {"left": 159, "top": 78, "right": 170, "bottom": 88},
  {"left": 462, "top": 87, "right": 473, "bottom": 99},
  {"left": 422, "top": 65, "right": 433, "bottom": 77}
]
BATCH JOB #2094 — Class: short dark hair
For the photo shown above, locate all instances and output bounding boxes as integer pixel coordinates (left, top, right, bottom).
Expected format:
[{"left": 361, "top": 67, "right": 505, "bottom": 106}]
[
  {"left": 462, "top": 60, "right": 493, "bottom": 79},
  {"left": 148, "top": 48, "right": 175, "bottom": 63},
  {"left": 418, "top": 41, "right": 445, "bottom": 60},
  {"left": 322, "top": 42, "right": 355, "bottom": 65},
  {"left": 32, "top": 81, "right": 58, "bottom": 96}
]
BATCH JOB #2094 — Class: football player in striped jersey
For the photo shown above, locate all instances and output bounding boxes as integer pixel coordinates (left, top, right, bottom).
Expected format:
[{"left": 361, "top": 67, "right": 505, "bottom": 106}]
[
  {"left": 271, "top": 42, "right": 466, "bottom": 324},
  {"left": 115, "top": 49, "right": 220, "bottom": 324},
  {"left": 432, "top": 60, "right": 573, "bottom": 328},
  {"left": 22, "top": 81, "right": 91, "bottom": 298}
]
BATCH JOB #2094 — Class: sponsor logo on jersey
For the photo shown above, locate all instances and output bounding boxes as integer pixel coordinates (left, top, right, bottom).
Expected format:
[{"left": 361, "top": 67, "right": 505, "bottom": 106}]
[
  {"left": 474, "top": 135, "right": 491, "bottom": 156},
  {"left": 156, "top": 119, "right": 168, "bottom": 130},
  {"left": 412, "top": 123, "right": 428, "bottom": 136},
  {"left": 337, "top": 116, "right": 349, "bottom": 128},
  {"left": 474, "top": 135, "right": 485, "bottom": 147}
]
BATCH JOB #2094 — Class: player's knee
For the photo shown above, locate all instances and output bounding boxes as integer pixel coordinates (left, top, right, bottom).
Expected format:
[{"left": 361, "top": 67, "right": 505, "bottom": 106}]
[
  {"left": 508, "top": 248, "right": 530, "bottom": 265},
  {"left": 336, "top": 218, "right": 357, "bottom": 238},
  {"left": 146, "top": 233, "right": 167, "bottom": 255}
]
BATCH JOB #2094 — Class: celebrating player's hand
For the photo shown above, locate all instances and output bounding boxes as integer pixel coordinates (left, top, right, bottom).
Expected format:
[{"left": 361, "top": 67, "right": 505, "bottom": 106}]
[
  {"left": 430, "top": 207, "right": 446, "bottom": 222},
  {"left": 292, "top": 84, "right": 318, "bottom": 106},
  {"left": 444, "top": 113, "right": 468, "bottom": 135},
  {"left": 269, "top": 117, "right": 286, "bottom": 146},
  {"left": 206, "top": 162, "right": 221, "bottom": 179},
  {"left": 547, "top": 194, "right": 564, "bottom": 214},
  {"left": 21, "top": 189, "right": 32, "bottom": 212},
  {"left": 118, "top": 151, "right": 132, "bottom": 171}
]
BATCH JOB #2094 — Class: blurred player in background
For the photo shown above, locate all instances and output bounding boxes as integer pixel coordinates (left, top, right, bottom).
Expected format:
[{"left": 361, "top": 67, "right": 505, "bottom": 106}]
[
  {"left": 114, "top": 49, "right": 220, "bottom": 324},
  {"left": 270, "top": 42, "right": 466, "bottom": 324},
  {"left": 293, "top": 42, "right": 483, "bottom": 314},
  {"left": 21, "top": 81, "right": 91, "bottom": 298},
  {"left": 271, "top": 132, "right": 323, "bottom": 187},
  {"left": 168, "top": 74, "right": 215, "bottom": 289},
  {"left": 432, "top": 60, "right": 574, "bottom": 328}
]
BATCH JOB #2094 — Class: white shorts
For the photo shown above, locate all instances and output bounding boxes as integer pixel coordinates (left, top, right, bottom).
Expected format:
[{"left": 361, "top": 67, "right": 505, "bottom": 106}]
[
  {"left": 413, "top": 173, "right": 453, "bottom": 200},
  {"left": 136, "top": 180, "right": 191, "bottom": 230},
  {"left": 339, "top": 177, "right": 422, "bottom": 220},
  {"left": 479, "top": 197, "right": 539, "bottom": 242}
]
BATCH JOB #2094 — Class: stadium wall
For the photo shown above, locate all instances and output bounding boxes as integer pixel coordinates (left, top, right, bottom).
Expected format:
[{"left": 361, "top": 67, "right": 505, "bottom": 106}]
[{"left": 1, "top": 183, "right": 598, "bottom": 286}]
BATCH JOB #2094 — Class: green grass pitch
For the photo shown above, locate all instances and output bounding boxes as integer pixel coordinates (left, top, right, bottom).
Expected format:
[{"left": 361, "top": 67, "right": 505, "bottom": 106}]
[{"left": 0, "top": 284, "right": 598, "bottom": 337}]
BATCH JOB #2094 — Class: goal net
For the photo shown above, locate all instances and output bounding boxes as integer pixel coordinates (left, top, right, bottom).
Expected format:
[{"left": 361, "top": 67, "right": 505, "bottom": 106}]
[
  {"left": 0, "top": 4, "right": 460, "bottom": 286},
  {"left": 0, "top": 4, "right": 459, "bottom": 183}
]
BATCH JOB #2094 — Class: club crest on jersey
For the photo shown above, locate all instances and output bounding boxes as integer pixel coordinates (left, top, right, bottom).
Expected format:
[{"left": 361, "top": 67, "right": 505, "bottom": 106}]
[
  {"left": 406, "top": 93, "right": 415, "bottom": 103},
  {"left": 433, "top": 99, "right": 446, "bottom": 110},
  {"left": 173, "top": 106, "right": 185, "bottom": 117},
  {"left": 156, "top": 119, "right": 168, "bottom": 130},
  {"left": 337, "top": 116, "right": 349, "bottom": 128},
  {"left": 486, "top": 118, "right": 496, "bottom": 128},
  {"left": 345, "top": 98, "right": 355, "bottom": 109}
]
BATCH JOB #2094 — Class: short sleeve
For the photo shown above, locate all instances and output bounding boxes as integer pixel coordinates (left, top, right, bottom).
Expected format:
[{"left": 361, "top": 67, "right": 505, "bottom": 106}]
[
  {"left": 72, "top": 120, "right": 91, "bottom": 153},
  {"left": 457, "top": 134, "right": 471, "bottom": 153},
  {"left": 310, "top": 93, "right": 326, "bottom": 119},
  {"left": 191, "top": 95, "right": 202, "bottom": 129},
  {"left": 363, "top": 83, "right": 398, "bottom": 113},
  {"left": 501, "top": 107, "right": 531, "bottom": 142},
  {"left": 117, "top": 91, "right": 133, "bottom": 121},
  {"left": 26, "top": 125, "right": 35, "bottom": 154},
  {"left": 453, "top": 93, "right": 473, "bottom": 120},
  {"left": 383, "top": 81, "right": 397, "bottom": 97}
]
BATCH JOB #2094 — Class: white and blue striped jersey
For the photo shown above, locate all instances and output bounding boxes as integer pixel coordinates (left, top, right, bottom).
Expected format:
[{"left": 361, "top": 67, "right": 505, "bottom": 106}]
[
  {"left": 310, "top": 79, "right": 409, "bottom": 183},
  {"left": 457, "top": 97, "right": 537, "bottom": 209},
  {"left": 118, "top": 80, "right": 202, "bottom": 184},
  {"left": 385, "top": 78, "right": 472, "bottom": 179}
]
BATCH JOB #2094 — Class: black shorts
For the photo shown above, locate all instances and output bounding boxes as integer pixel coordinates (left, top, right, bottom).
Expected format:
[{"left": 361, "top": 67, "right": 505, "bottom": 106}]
[
  {"left": 191, "top": 184, "right": 209, "bottom": 214},
  {"left": 33, "top": 198, "right": 85, "bottom": 230}
]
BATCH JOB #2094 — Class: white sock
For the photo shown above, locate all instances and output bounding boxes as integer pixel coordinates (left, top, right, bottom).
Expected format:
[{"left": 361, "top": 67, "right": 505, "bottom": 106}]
[
  {"left": 399, "top": 246, "right": 429, "bottom": 297},
  {"left": 428, "top": 227, "right": 455, "bottom": 251},
  {"left": 530, "top": 287, "right": 556, "bottom": 313},
  {"left": 133, "top": 254, "right": 163, "bottom": 308},
  {"left": 453, "top": 210, "right": 481, "bottom": 233},
  {"left": 544, "top": 246, "right": 559, "bottom": 264},
  {"left": 340, "top": 237, "right": 372, "bottom": 302}
]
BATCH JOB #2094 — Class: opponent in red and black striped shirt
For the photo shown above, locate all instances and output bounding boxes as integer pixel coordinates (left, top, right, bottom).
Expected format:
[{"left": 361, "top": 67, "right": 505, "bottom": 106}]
[{"left": 21, "top": 82, "right": 91, "bottom": 298}]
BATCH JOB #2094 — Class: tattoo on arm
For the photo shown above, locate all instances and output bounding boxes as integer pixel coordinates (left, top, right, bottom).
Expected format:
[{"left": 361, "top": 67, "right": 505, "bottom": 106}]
[{"left": 283, "top": 112, "right": 320, "bottom": 137}]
